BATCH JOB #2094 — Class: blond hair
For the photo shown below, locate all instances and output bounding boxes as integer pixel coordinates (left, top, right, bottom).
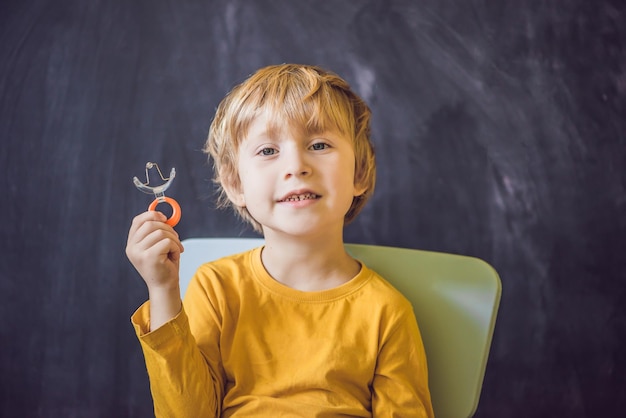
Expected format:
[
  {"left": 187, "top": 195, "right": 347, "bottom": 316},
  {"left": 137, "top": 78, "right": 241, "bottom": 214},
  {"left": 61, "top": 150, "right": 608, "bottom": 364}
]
[{"left": 204, "top": 64, "right": 376, "bottom": 233}]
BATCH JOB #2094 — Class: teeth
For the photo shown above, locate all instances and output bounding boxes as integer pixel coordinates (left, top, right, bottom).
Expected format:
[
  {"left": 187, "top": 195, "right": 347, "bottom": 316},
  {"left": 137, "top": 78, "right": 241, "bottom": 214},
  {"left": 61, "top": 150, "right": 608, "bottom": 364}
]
[{"left": 283, "top": 193, "right": 317, "bottom": 202}]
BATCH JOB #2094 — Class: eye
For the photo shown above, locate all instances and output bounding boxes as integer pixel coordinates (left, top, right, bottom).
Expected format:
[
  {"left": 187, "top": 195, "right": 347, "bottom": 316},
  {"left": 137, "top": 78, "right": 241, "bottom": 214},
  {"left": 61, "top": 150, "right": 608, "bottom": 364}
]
[
  {"left": 310, "top": 142, "right": 330, "bottom": 151},
  {"left": 258, "top": 147, "right": 277, "bottom": 156}
]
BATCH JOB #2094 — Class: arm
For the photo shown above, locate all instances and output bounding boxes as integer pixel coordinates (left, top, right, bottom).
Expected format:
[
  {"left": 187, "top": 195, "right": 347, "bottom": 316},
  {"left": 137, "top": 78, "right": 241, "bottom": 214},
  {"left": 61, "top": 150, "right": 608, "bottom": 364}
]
[
  {"left": 371, "top": 307, "right": 434, "bottom": 418},
  {"left": 126, "top": 211, "right": 223, "bottom": 417},
  {"left": 131, "top": 304, "right": 223, "bottom": 417},
  {"left": 126, "top": 211, "right": 183, "bottom": 330}
]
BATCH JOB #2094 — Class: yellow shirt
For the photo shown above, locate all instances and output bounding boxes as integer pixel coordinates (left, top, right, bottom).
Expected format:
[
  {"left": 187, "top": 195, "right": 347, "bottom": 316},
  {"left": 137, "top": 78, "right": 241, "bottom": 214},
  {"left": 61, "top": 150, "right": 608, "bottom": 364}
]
[{"left": 132, "top": 247, "right": 433, "bottom": 417}]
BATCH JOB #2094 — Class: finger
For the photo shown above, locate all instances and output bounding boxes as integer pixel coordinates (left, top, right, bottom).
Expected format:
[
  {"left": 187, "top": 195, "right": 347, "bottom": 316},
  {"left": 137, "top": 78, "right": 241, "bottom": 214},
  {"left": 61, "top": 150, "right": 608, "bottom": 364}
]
[
  {"left": 130, "top": 216, "right": 179, "bottom": 247},
  {"left": 136, "top": 226, "right": 181, "bottom": 254},
  {"left": 149, "top": 233, "right": 183, "bottom": 262},
  {"left": 127, "top": 211, "right": 167, "bottom": 243}
]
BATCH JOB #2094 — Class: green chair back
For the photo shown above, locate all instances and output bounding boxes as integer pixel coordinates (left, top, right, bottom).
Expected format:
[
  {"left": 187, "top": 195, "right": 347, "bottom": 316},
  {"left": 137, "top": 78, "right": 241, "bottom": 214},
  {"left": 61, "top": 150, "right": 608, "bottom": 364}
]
[{"left": 179, "top": 238, "right": 501, "bottom": 418}]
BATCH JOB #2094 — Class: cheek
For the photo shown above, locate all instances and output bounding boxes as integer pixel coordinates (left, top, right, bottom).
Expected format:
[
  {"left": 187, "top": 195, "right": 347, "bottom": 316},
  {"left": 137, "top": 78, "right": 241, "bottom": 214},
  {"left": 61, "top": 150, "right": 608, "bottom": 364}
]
[
  {"left": 331, "top": 166, "right": 359, "bottom": 208},
  {"left": 338, "top": 157, "right": 359, "bottom": 194},
  {"left": 239, "top": 171, "right": 267, "bottom": 205},
  {"left": 237, "top": 161, "right": 256, "bottom": 189},
  {"left": 232, "top": 165, "right": 253, "bottom": 207}
]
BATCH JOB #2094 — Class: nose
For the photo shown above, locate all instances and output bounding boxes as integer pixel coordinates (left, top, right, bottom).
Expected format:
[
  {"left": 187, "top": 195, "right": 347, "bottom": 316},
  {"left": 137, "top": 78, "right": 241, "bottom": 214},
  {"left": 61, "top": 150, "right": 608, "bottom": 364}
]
[{"left": 283, "top": 145, "right": 311, "bottom": 179}]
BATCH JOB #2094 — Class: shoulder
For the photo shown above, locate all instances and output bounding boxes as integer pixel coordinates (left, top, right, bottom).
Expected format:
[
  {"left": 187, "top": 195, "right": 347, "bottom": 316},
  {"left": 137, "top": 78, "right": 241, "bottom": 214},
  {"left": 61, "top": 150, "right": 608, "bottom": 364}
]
[
  {"left": 348, "top": 265, "right": 420, "bottom": 342},
  {"left": 196, "top": 248, "right": 256, "bottom": 276},
  {"left": 187, "top": 247, "right": 260, "bottom": 298},
  {"left": 354, "top": 264, "right": 415, "bottom": 316},
  {"left": 183, "top": 247, "right": 263, "bottom": 321}
]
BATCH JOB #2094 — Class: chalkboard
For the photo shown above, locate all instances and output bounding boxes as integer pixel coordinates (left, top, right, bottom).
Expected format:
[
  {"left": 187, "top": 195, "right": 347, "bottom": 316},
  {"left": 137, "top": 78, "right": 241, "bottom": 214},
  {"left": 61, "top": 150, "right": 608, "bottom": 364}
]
[{"left": 1, "top": 0, "right": 624, "bottom": 416}]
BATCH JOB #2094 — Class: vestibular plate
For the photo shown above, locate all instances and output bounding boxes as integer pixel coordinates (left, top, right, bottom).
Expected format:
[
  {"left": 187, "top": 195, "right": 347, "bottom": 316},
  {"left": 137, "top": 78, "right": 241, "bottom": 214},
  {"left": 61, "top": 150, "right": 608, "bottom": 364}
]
[{"left": 133, "top": 162, "right": 182, "bottom": 227}]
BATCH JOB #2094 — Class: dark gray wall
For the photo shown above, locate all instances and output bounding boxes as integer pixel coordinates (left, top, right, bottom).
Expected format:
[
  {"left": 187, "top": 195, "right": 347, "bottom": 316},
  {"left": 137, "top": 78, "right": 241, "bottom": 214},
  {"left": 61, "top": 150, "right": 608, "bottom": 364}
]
[{"left": 1, "top": 0, "right": 624, "bottom": 417}]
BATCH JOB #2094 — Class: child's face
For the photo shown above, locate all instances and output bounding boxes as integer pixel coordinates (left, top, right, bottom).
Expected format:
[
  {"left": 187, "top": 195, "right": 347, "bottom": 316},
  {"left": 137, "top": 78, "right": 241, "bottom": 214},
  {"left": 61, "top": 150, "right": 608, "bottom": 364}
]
[{"left": 230, "top": 111, "right": 366, "bottom": 238}]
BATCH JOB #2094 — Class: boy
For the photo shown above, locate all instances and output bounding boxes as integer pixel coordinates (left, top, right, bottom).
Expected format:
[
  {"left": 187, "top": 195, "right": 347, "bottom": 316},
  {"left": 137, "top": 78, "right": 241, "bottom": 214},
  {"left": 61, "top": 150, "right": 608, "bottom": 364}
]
[{"left": 126, "top": 64, "right": 433, "bottom": 417}]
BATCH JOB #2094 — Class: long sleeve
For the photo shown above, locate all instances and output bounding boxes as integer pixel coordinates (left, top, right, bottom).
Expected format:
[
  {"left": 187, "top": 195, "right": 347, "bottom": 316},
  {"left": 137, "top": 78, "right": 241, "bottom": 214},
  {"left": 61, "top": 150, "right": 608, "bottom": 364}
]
[
  {"left": 131, "top": 302, "right": 224, "bottom": 417},
  {"left": 371, "top": 305, "right": 434, "bottom": 418}
]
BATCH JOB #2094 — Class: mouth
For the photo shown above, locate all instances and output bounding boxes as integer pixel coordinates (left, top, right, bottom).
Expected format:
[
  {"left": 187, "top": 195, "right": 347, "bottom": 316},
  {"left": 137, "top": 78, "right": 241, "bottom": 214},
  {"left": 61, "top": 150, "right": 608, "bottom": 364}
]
[{"left": 278, "top": 192, "right": 320, "bottom": 203}]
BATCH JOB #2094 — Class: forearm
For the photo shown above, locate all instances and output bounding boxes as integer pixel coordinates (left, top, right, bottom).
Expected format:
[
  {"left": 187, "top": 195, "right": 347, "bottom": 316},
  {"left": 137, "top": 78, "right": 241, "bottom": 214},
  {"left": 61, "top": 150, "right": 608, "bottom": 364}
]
[
  {"left": 148, "top": 284, "right": 182, "bottom": 331},
  {"left": 126, "top": 210, "right": 186, "bottom": 332}
]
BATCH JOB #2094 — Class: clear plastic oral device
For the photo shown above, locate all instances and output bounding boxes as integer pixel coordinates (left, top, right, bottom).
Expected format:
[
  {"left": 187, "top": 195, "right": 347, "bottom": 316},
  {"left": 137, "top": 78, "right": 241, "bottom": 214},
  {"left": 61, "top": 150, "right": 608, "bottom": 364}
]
[{"left": 133, "top": 162, "right": 181, "bottom": 227}]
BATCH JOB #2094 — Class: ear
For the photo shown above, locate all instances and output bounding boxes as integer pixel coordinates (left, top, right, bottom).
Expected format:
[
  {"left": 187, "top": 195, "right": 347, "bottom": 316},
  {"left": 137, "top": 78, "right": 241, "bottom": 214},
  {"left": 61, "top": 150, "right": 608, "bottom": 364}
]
[{"left": 353, "top": 180, "right": 368, "bottom": 198}]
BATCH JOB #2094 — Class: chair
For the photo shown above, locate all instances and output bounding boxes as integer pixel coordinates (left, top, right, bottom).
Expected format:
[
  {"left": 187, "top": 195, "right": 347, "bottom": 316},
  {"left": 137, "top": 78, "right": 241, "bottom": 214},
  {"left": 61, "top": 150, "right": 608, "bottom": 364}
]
[{"left": 179, "top": 238, "right": 501, "bottom": 418}]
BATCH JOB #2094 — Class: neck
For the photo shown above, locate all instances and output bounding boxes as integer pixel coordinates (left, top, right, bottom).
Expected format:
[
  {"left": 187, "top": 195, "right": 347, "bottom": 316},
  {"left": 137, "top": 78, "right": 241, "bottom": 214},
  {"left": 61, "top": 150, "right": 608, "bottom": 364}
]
[{"left": 260, "top": 229, "right": 360, "bottom": 291}]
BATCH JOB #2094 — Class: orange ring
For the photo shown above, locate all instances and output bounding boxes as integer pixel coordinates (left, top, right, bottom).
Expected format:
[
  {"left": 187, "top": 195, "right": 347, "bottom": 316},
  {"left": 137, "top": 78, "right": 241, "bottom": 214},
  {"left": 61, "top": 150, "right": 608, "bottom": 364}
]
[{"left": 148, "top": 197, "right": 181, "bottom": 227}]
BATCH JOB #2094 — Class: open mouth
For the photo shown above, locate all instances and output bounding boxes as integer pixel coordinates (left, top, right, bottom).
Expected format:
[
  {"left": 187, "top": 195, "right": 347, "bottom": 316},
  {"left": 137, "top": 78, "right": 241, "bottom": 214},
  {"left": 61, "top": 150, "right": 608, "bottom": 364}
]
[{"left": 279, "top": 193, "right": 320, "bottom": 202}]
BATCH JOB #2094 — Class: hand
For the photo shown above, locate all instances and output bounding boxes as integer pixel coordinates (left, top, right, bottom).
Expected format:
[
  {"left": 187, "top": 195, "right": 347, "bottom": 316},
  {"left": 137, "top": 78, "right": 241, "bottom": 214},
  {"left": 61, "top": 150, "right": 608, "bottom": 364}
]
[{"left": 126, "top": 211, "right": 185, "bottom": 292}]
